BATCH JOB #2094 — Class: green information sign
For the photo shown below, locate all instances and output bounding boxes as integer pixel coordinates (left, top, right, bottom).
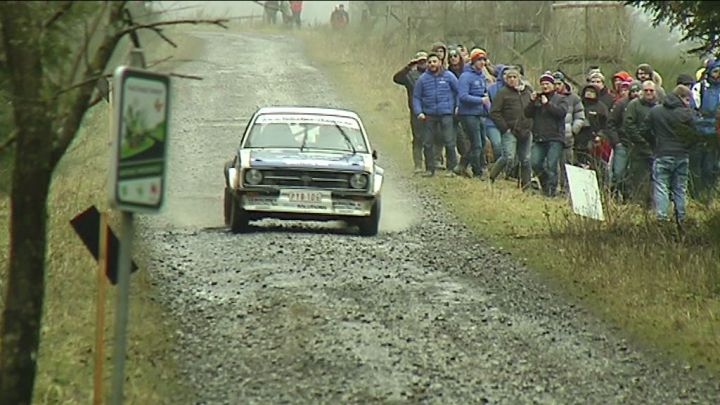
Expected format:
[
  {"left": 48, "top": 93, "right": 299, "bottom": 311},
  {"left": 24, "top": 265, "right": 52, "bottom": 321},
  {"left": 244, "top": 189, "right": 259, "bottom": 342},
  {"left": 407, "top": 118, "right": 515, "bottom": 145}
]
[{"left": 110, "top": 66, "right": 170, "bottom": 212}]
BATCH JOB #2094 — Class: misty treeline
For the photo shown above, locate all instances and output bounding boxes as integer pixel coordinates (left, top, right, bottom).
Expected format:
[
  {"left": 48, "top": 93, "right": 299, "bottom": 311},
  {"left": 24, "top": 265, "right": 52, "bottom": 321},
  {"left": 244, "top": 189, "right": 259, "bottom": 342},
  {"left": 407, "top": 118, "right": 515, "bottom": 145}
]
[{"left": 351, "top": 1, "right": 705, "bottom": 85}]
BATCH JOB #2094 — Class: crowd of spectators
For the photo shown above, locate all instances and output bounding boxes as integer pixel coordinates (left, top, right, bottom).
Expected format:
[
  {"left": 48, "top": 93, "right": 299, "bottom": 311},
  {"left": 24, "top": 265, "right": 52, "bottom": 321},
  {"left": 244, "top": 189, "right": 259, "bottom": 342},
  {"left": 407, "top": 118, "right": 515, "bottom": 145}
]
[{"left": 393, "top": 42, "right": 720, "bottom": 224}]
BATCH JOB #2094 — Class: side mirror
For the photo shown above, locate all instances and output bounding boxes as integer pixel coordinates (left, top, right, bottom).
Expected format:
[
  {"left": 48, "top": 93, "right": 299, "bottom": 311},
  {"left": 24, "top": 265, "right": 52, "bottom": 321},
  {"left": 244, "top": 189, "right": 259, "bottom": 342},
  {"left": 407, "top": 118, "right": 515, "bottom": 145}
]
[{"left": 372, "top": 150, "right": 378, "bottom": 160}]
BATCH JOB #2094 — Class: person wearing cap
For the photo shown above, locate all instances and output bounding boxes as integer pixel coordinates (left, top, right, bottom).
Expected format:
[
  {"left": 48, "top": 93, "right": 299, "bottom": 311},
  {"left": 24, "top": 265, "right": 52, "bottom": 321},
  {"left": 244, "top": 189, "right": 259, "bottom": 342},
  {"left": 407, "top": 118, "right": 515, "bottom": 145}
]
[
  {"left": 525, "top": 72, "right": 569, "bottom": 197},
  {"left": 607, "top": 80, "right": 642, "bottom": 201},
  {"left": 553, "top": 71, "right": 585, "bottom": 195},
  {"left": 646, "top": 85, "right": 698, "bottom": 224},
  {"left": 412, "top": 52, "right": 460, "bottom": 177},
  {"left": 456, "top": 48, "right": 491, "bottom": 178},
  {"left": 688, "top": 59, "right": 720, "bottom": 204},
  {"left": 393, "top": 51, "right": 429, "bottom": 173},
  {"left": 488, "top": 66, "right": 533, "bottom": 187},
  {"left": 611, "top": 71, "right": 633, "bottom": 102},
  {"left": 623, "top": 80, "right": 658, "bottom": 206}
]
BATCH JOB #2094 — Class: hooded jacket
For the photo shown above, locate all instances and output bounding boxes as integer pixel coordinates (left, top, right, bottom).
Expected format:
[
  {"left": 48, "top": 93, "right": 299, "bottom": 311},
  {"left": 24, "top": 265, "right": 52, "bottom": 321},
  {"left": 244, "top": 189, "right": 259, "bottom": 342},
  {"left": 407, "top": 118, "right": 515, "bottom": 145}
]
[
  {"left": 636, "top": 63, "right": 667, "bottom": 101},
  {"left": 646, "top": 93, "right": 696, "bottom": 156},
  {"left": 431, "top": 41, "right": 448, "bottom": 67},
  {"left": 694, "top": 59, "right": 720, "bottom": 136},
  {"left": 557, "top": 84, "right": 585, "bottom": 148},
  {"left": 412, "top": 68, "right": 459, "bottom": 116},
  {"left": 577, "top": 84, "right": 609, "bottom": 149},
  {"left": 457, "top": 66, "right": 489, "bottom": 116},
  {"left": 524, "top": 91, "right": 568, "bottom": 142},
  {"left": 489, "top": 82, "right": 533, "bottom": 140}
]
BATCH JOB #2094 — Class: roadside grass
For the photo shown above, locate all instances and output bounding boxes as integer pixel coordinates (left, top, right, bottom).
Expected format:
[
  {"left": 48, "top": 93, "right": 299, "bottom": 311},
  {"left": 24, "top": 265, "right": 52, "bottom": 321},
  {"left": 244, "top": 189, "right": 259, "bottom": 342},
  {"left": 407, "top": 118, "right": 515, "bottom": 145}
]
[
  {"left": 0, "top": 32, "right": 205, "bottom": 402},
  {"left": 299, "top": 27, "right": 720, "bottom": 373}
]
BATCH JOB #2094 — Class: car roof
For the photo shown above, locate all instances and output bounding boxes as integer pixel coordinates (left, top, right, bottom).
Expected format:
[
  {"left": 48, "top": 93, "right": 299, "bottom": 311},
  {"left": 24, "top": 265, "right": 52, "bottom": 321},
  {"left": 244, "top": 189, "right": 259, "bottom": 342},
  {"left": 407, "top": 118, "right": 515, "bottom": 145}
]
[{"left": 254, "top": 106, "right": 361, "bottom": 120}]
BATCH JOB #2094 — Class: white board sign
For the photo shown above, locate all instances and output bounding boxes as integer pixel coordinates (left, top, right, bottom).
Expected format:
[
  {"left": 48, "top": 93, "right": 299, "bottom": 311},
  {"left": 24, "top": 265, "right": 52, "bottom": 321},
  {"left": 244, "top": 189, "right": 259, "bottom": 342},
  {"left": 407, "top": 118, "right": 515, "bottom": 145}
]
[{"left": 564, "top": 164, "right": 605, "bottom": 221}]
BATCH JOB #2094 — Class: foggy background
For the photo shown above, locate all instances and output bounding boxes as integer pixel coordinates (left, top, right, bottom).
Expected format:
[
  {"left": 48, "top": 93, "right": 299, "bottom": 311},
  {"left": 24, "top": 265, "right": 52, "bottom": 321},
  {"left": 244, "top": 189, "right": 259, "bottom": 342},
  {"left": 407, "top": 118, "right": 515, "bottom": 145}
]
[{"left": 154, "top": 1, "right": 350, "bottom": 27}]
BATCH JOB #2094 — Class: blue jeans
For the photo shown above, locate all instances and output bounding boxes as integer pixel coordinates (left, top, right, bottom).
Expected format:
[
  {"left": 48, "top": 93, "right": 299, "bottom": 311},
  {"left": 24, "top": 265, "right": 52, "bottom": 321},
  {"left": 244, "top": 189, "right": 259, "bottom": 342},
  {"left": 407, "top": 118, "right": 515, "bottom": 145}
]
[
  {"left": 653, "top": 155, "right": 690, "bottom": 221},
  {"left": 610, "top": 143, "right": 630, "bottom": 197},
  {"left": 423, "top": 115, "right": 457, "bottom": 173},
  {"left": 459, "top": 115, "right": 485, "bottom": 175},
  {"left": 531, "top": 140, "right": 564, "bottom": 196},
  {"left": 485, "top": 125, "right": 503, "bottom": 162},
  {"left": 489, "top": 130, "right": 532, "bottom": 186}
]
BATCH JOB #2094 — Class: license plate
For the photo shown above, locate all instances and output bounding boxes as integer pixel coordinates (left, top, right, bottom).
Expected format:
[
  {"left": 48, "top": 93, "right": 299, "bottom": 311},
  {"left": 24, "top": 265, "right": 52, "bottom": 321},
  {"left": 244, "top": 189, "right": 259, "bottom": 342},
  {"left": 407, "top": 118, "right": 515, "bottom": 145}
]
[{"left": 279, "top": 189, "right": 332, "bottom": 209}]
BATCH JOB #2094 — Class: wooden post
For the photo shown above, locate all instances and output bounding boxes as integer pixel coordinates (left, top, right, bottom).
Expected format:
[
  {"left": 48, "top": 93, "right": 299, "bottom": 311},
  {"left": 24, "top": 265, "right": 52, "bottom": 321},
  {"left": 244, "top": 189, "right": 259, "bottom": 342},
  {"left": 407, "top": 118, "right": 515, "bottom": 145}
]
[{"left": 93, "top": 211, "right": 108, "bottom": 405}]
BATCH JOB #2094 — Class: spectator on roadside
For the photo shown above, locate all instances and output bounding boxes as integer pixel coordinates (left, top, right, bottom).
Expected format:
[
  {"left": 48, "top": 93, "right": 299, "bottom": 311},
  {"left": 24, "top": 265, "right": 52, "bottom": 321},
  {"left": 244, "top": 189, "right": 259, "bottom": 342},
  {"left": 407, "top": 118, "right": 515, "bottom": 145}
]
[
  {"left": 429, "top": 41, "right": 449, "bottom": 167},
  {"left": 485, "top": 64, "right": 509, "bottom": 164},
  {"left": 330, "top": 4, "right": 349, "bottom": 29},
  {"left": 646, "top": 85, "right": 697, "bottom": 225},
  {"left": 554, "top": 71, "right": 585, "bottom": 195},
  {"left": 289, "top": 1, "right": 303, "bottom": 27},
  {"left": 636, "top": 63, "right": 666, "bottom": 101},
  {"left": 611, "top": 71, "right": 633, "bottom": 102},
  {"left": 447, "top": 47, "right": 468, "bottom": 79},
  {"left": 412, "top": 53, "right": 460, "bottom": 177},
  {"left": 623, "top": 80, "right": 659, "bottom": 206},
  {"left": 607, "top": 80, "right": 642, "bottom": 201},
  {"left": 575, "top": 84, "right": 609, "bottom": 173},
  {"left": 447, "top": 47, "right": 471, "bottom": 174},
  {"left": 264, "top": 0, "right": 279, "bottom": 24},
  {"left": 458, "top": 44, "right": 469, "bottom": 63},
  {"left": 689, "top": 60, "right": 720, "bottom": 205},
  {"left": 488, "top": 66, "right": 533, "bottom": 188},
  {"left": 456, "top": 48, "right": 491, "bottom": 178},
  {"left": 431, "top": 41, "right": 448, "bottom": 68},
  {"left": 393, "top": 51, "right": 429, "bottom": 174},
  {"left": 526, "top": 72, "right": 568, "bottom": 197},
  {"left": 587, "top": 71, "right": 614, "bottom": 111},
  {"left": 676, "top": 73, "right": 697, "bottom": 109}
]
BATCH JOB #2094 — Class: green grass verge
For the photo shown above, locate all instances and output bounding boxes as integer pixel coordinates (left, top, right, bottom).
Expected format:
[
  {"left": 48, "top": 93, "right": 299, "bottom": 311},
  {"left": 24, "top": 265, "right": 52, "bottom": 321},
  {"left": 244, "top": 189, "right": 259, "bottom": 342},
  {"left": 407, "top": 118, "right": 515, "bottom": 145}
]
[{"left": 299, "top": 27, "right": 720, "bottom": 373}]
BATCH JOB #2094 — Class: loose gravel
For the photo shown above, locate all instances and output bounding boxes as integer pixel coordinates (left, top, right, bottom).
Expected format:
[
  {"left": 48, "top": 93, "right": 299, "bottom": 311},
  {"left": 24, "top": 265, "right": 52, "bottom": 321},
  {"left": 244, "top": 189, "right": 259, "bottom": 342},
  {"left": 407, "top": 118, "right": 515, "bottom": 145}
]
[{"left": 135, "top": 30, "right": 719, "bottom": 404}]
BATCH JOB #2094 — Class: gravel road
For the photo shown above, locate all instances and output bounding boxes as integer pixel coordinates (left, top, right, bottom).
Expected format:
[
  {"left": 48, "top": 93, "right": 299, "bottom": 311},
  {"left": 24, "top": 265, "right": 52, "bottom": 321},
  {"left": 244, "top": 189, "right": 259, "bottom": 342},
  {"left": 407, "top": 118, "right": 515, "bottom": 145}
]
[{"left": 136, "top": 30, "right": 719, "bottom": 404}]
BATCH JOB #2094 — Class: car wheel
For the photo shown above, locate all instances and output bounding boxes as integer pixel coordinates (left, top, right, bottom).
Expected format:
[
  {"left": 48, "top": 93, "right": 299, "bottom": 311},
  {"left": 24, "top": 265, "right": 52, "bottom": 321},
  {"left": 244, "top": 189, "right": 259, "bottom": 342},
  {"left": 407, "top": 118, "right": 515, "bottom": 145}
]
[
  {"left": 357, "top": 198, "right": 380, "bottom": 236},
  {"left": 223, "top": 187, "right": 232, "bottom": 226},
  {"left": 229, "top": 194, "right": 250, "bottom": 234}
]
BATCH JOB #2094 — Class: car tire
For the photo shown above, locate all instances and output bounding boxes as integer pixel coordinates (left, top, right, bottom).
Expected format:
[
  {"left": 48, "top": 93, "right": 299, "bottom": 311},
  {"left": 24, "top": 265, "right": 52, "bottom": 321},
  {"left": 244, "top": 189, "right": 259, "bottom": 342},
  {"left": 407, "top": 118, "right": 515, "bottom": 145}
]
[
  {"left": 223, "top": 187, "right": 232, "bottom": 226},
  {"left": 357, "top": 198, "right": 380, "bottom": 236},
  {"left": 229, "top": 194, "right": 250, "bottom": 234}
]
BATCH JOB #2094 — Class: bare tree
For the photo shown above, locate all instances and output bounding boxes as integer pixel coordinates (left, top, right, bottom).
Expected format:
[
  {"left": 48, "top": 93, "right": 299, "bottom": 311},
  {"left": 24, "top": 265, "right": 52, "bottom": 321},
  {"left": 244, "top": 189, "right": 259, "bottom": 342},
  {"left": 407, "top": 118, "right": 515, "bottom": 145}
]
[{"left": 0, "top": 2, "right": 227, "bottom": 403}]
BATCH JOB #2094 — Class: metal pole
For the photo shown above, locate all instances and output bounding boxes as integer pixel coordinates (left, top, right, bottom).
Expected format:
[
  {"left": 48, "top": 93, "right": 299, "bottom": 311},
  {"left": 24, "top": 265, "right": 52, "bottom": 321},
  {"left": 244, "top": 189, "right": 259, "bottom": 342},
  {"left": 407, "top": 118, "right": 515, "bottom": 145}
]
[
  {"left": 94, "top": 212, "right": 108, "bottom": 405},
  {"left": 110, "top": 45, "right": 144, "bottom": 405},
  {"left": 109, "top": 211, "right": 133, "bottom": 405}
]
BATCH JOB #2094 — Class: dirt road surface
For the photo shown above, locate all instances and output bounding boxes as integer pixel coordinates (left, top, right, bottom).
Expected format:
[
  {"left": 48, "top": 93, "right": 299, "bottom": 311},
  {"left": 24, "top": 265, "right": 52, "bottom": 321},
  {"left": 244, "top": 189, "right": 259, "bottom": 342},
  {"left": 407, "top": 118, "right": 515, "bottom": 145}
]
[{"left": 137, "top": 30, "right": 718, "bottom": 404}]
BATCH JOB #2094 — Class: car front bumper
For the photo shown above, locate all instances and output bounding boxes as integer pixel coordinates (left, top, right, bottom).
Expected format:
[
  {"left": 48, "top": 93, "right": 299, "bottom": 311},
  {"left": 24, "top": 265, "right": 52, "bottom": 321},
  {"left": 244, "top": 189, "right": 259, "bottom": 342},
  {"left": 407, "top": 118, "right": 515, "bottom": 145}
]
[{"left": 239, "top": 189, "right": 376, "bottom": 217}]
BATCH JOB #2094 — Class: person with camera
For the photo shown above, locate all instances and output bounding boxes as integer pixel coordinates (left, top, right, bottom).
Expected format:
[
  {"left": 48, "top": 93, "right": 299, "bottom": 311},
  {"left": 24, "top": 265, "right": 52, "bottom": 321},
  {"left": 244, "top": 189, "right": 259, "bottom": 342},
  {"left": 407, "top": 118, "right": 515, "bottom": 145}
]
[
  {"left": 393, "top": 51, "right": 429, "bottom": 173},
  {"left": 525, "top": 73, "right": 569, "bottom": 197}
]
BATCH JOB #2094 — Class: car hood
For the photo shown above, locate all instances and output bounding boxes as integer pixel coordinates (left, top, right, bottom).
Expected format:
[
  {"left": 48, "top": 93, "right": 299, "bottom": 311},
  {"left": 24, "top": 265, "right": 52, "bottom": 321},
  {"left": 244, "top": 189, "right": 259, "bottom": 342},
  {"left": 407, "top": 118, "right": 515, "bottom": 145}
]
[{"left": 246, "top": 149, "right": 368, "bottom": 171}]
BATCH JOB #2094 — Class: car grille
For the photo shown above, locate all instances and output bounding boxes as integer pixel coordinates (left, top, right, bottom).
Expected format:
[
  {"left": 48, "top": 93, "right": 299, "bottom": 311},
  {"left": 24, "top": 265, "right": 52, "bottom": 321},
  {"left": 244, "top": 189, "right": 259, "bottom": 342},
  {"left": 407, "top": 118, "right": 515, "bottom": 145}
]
[{"left": 256, "top": 169, "right": 362, "bottom": 191}]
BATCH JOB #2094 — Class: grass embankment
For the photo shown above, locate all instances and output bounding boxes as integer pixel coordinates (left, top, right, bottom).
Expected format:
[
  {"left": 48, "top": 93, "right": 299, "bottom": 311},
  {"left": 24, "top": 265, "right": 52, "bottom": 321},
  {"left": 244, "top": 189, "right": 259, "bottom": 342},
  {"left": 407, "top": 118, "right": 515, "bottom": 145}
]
[
  {"left": 299, "top": 27, "right": 720, "bottom": 373},
  {"left": 0, "top": 30, "right": 209, "bottom": 403}
]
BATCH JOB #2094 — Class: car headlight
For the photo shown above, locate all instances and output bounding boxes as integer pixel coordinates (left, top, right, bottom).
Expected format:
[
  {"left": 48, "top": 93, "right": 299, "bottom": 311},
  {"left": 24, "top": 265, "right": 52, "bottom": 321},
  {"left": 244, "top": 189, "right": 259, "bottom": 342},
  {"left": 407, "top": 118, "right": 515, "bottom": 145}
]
[
  {"left": 349, "top": 173, "right": 368, "bottom": 189},
  {"left": 244, "top": 169, "right": 263, "bottom": 186}
]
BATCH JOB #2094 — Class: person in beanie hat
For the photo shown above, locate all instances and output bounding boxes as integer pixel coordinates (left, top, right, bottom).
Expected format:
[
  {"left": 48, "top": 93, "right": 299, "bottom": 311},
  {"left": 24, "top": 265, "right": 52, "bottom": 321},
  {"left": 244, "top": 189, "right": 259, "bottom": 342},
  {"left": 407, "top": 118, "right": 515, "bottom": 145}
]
[
  {"left": 553, "top": 70, "right": 585, "bottom": 195},
  {"left": 393, "top": 50, "right": 429, "bottom": 173},
  {"left": 456, "top": 49, "right": 491, "bottom": 178},
  {"left": 525, "top": 72, "right": 569, "bottom": 196}
]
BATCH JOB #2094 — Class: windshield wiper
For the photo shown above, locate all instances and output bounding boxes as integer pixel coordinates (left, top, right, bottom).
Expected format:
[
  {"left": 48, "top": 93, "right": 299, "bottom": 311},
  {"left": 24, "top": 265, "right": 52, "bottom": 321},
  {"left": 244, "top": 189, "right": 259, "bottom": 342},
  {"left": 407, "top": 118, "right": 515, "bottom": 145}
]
[
  {"left": 334, "top": 124, "right": 357, "bottom": 154},
  {"left": 299, "top": 129, "right": 309, "bottom": 152}
]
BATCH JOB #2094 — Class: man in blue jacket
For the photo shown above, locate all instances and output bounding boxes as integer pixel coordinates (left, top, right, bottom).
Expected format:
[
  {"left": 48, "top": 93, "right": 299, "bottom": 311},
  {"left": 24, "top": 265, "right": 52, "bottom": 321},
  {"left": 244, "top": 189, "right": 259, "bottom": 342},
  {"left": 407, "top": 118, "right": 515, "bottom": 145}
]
[
  {"left": 413, "top": 53, "right": 460, "bottom": 177},
  {"left": 456, "top": 49, "right": 490, "bottom": 178},
  {"left": 689, "top": 60, "right": 720, "bottom": 204}
]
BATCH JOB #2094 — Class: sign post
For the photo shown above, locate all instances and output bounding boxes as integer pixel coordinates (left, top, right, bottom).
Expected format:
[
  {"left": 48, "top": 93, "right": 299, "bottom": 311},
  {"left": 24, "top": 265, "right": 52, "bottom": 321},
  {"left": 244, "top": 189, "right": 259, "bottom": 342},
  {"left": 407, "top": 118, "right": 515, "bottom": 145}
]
[{"left": 109, "top": 48, "right": 170, "bottom": 405}]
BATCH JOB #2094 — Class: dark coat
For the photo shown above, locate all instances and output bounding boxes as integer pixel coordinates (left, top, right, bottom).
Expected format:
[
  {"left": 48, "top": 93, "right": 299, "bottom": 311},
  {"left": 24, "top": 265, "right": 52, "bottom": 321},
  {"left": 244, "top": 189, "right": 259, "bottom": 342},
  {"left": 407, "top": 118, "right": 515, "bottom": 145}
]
[
  {"left": 524, "top": 91, "right": 568, "bottom": 142},
  {"left": 489, "top": 83, "right": 533, "bottom": 140},
  {"left": 646, "top": 93, "right": 697, "bottom": 156},
  {"left": 393, "top": 64, "right": 424, "bottom": 110}
]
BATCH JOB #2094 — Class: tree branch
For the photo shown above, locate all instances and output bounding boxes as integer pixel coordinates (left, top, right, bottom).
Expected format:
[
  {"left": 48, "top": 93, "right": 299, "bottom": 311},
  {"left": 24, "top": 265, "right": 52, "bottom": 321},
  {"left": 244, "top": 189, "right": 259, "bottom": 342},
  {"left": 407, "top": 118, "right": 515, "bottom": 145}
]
[
  {"left": 149, "top": 26, "right": 177, "bottom": 48},
  {"left": 169, "top": 72, "right": 203, "bottom": 80},
  {"left": 43, "top": 1, "right": 73, "bottom": 29},
  {"left": 51, "top": 2, "right": 126, "bottom": 166},
  {"left": 54, "top": 73, "right": 112, "bottom": 97},
  {"left": 116, "top": 18, "right": 230, "bottom": 38},
  {"left": 68, "top": 2, "right": 108, "bottom": 87}
]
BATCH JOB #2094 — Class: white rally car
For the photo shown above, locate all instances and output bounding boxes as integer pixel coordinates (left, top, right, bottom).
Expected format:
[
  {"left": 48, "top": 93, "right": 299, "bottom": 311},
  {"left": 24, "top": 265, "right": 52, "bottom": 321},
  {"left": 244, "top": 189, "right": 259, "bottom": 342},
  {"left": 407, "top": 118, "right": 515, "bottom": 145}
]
[{"left": 223, "top": 106, "right": 384, "bottom": 235}]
